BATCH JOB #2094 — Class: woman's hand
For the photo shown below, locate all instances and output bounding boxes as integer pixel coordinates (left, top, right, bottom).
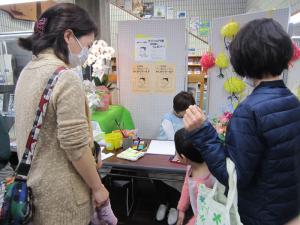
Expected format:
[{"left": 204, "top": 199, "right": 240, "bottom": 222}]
[
  {"left": 183, "top": 105, "right": 206, "bottom": 132},
  {"left": 176, "top": 211, "right": 185, "bottom": 225},
  {"left": 92, "top": 184, "right": 109, "bottom": 208}
]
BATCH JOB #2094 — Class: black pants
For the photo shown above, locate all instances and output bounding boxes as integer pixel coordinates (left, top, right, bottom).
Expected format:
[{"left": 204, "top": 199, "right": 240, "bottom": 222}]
[{"left": 154, "top": 180, "right": 180, "bottom": 208}]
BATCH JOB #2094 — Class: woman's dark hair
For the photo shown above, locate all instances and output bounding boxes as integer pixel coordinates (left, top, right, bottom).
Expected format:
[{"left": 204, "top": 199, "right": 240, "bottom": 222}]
[
  {"left": 19, "top": 3, "right": 98, "bottom": 64},
  {"left": 174, "top": 128, "right": 204, "bottom": 164},
  {"left": 229, "top": 18, "right": 293, "bottom": 79},
  {"left": 173, "top": 91, "right": 195, "bottom": 113}
]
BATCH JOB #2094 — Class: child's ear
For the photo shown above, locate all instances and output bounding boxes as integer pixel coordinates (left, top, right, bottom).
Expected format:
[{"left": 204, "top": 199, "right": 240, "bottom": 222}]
[{"left": 180, "top": 154, "right": 188, "bottom": 164}]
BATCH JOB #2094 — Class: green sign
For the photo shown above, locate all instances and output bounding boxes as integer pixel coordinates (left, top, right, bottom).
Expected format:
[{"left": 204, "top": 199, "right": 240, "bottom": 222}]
[{"left": 199, "top": 20, "right": 210, "bottom": 36}]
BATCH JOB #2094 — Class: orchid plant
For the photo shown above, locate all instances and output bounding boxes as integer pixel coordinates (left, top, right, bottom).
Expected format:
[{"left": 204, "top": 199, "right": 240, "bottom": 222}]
[
  {"left": 83, "top": 40, "right": 115, "bottom": 82},
  {"left": 83, "top": 40, "right": 115, "bottom": 111}
]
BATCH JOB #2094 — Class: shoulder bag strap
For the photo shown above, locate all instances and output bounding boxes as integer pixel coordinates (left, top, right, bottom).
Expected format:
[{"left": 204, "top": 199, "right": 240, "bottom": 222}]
[{"left": 15, "top": 66, "right": 67, "bottom": 178}]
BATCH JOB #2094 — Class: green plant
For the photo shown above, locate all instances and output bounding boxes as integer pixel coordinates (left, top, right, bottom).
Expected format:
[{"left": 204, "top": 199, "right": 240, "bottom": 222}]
[{"left": 93, "top": 74, "right": 114, "bottom": 91}]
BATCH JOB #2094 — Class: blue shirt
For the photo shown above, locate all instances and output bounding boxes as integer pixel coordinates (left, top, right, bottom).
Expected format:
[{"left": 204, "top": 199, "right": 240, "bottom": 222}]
[{"left": 157, "top": 112, "right": 183, "bottom": 140}]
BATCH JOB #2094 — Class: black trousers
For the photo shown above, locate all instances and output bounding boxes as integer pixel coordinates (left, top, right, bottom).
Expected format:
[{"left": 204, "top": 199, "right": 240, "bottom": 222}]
[{"left": 154, "top": 180, "right": 180, "bottom": 208}]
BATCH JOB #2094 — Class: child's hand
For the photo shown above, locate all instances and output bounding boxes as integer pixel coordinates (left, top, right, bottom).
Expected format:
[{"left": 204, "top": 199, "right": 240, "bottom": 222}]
[
  {"left": 176, "top": 211, "right": 185, "bottom": 225},
  {"left": 184, "top": 105, "right": 206, "bottom": 132}
]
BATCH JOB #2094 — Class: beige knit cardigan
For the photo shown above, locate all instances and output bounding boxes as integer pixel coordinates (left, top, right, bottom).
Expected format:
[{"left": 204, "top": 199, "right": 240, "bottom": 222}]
[{"left": 15, "top": 49, "right": 93, "bottom": 225}]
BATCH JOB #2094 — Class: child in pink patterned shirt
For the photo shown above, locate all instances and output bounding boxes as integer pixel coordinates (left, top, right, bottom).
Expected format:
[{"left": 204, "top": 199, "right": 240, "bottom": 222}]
[{"left": 174, "top": 128, "right": 214, "bottom": 225}]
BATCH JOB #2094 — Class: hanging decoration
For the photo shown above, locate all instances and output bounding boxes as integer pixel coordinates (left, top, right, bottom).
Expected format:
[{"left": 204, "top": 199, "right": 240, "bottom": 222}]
[
  {"left": 221, "top": 19, "right": 240, "bottom": 49},
  {"left": 215, "top": 52, "right": 229, "bottom": 78},
  {"left": 289, "top": 41, "right": 300, "bottom": 66},
  {"left": 224, "top": 76, "right": 246, "bottom": 109},
  {"left": 200, "top": 51, "right": 215, "bottom": 70}
]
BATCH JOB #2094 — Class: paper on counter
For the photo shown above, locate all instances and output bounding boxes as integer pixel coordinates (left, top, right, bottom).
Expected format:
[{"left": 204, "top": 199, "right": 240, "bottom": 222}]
[
  {"left": 99, "top": 146, "right": 114, "bottom": 161},
  {"left": 146, "top": 140, "right": 175, "bottom": 155},
  {"left": 101, "top": 152, "right": 114, "bottom": 160}
]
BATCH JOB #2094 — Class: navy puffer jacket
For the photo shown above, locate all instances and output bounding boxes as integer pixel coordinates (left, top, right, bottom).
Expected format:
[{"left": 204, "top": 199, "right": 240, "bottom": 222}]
[{"left": 188, "top": 80, "right": 300, "bottom": 225}]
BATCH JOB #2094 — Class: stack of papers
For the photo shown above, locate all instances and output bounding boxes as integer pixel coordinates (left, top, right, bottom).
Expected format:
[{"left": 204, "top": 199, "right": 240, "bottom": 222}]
[
  {"left": 146, "top": 140, "right": 175, "bottom": 155},
  {"left": 117, "top": 148, "right": 145, "bottom": 161}
]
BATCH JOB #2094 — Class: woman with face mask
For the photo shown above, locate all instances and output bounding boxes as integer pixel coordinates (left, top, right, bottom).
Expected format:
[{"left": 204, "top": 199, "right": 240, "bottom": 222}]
[{"left": 15, "top": 3, "right": 109, "bottom": 225}]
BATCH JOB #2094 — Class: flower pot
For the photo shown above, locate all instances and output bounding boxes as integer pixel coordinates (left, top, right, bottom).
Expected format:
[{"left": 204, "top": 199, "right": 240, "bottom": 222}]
[{"left": 96, "top": 86, "right": 111, "bottom": 111}]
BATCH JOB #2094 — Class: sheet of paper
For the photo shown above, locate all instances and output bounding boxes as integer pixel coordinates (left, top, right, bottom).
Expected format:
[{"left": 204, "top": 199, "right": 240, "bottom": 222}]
[
  {"left": 131, "top": 63, "right": 151, "bottom": 92},
  {"left": 154, "top": 64, "right": 176, "bottom": 93},
  {"left": 135, "top": 37, "right": 166, "bottom": 61},
  {"left": 146, "top": 140, "right": 175, "bottom": 155},
  {"left": 100, "top": 147, "right": 114, "bottom": 160}
]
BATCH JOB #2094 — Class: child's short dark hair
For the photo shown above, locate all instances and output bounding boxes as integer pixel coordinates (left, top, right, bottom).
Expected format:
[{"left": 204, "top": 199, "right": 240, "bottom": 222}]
[
  {"left": 174, "top": 128, "right": 204, "bottom": 163},
  {"left": 173, "top": 91, "right": 195, "bottom": 113},
  {"left": 229, "top": 18, "right": 293, "bottom": 79}
]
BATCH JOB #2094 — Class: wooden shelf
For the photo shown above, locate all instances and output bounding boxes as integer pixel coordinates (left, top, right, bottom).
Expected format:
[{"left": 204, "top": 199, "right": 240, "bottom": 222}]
[
  {"left": 188, "top": 74, "right": 206, "bottom": 83},
  {"left": 188, "top": 64, "right": 201, "bottom": 67}
]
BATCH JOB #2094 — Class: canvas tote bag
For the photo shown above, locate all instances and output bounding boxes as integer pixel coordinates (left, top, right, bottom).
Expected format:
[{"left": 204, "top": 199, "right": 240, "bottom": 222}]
[{"left": 196, "top": 158, "right": 243, "bottom": 225}]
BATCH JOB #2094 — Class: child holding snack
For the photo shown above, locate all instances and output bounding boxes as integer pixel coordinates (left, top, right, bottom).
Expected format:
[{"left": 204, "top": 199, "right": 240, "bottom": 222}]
[{"left": 174, "top": 128, "right": 214, "bottom": 225}]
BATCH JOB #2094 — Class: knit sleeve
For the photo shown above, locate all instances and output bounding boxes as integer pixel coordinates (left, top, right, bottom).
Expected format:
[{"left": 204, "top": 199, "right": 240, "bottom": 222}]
[
  {"left": 177, "top": 167, "right": 190, "bottom": 212},
  {"left": 52, "top": 70, "right": 91, "bottom": 161}
]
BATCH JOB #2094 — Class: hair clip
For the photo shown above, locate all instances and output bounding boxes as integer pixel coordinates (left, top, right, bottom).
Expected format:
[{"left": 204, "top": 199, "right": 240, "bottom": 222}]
[{"left": 34, "top": 18, "right": 48, "bottom": 35}]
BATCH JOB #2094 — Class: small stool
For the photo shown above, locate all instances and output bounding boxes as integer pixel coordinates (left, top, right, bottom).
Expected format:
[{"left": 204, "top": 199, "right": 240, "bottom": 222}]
[{"left": 111, "top": 178, "right": 135, "bottom": 217}]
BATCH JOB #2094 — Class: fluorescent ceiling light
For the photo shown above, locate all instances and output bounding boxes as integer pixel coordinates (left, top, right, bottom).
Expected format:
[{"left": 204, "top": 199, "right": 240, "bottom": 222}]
[
  {"left": 290, "top": 12, "right": 300, "bottom": 24},
  {"left": 291, "top": 36, "right": 300, "bottom": 39},
  {"left": 0, "top": 0, "right": 46, "bottom": 5}
]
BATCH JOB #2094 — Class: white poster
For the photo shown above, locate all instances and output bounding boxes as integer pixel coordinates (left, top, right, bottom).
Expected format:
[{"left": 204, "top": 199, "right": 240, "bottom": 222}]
[
  {"left": 135, "top": 37, "right": 166, "bottom": 61},
  {"left": 166, "top": 7, "right": 174, "bottom": 19}
]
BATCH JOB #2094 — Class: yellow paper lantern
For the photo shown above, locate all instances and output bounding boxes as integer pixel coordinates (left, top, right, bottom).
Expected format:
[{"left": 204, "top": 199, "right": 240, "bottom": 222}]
[
  {"left": 215, "top": 52, "right": 229, "bottom": 69},
  {"left": 221, "top": 20, "right": 240, "bottom": 38},
  {"left": 224, "top": 76, "right": 245, "bottom": 94}
]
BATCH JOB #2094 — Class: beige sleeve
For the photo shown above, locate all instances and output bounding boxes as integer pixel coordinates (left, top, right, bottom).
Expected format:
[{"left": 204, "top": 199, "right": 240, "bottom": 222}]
[{"left": 52, "top": 70, "right": 91, "bottom": 161}]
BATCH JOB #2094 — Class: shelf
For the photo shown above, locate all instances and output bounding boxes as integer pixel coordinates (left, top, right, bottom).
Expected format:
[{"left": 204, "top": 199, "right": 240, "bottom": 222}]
[
  {"left": 188, "top": 64, "right": 201, "bottom": 67},
  {"left": 188, "top": 74, "right": 206, "bottom": 83},
  {"left": 188, "top": 56, "right": 201, "bottom": 58},
  {"left": 188, "top": 74, "right": 207, "bottom": 78}
]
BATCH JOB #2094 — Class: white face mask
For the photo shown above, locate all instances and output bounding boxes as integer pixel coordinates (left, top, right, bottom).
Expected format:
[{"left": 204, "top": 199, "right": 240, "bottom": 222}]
[
  {"left": 243, "top": 77, "right": 255, "bottom": 87},
  {"left": 68, "top": 35, "right": 89, "bottom": 68}
]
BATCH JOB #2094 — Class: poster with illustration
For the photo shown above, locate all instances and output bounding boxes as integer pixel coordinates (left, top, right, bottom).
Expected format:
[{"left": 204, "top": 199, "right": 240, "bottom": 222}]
[
  {"left": 132, "top": 64, "right": 151, "bottom": 92},
  {"left": 190, "top": 16, "right": 200, "bottom": 34},
  {"left": 143, "top": 2, "right": 154, "bottom": 18},
  {"left": 154, "top": 5, "right": 166, "bottom": 18},
  {"left": 155, "top": 64, "right": 176, "bottom": 93},
  {"left": 177, "top": 11, "right": 186, "bottom": 19},
  {"left": 135, "top": 37, "right": 166, "bottom": 61},
  {"left": 199, "top": 20, "right": 210, "bottom": 36},
  {"left": 132, "top": 0, "right": 143, "bottom": 15},
  {"left": 166, "top": 7, "right": 174, "bottom": 19}
]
